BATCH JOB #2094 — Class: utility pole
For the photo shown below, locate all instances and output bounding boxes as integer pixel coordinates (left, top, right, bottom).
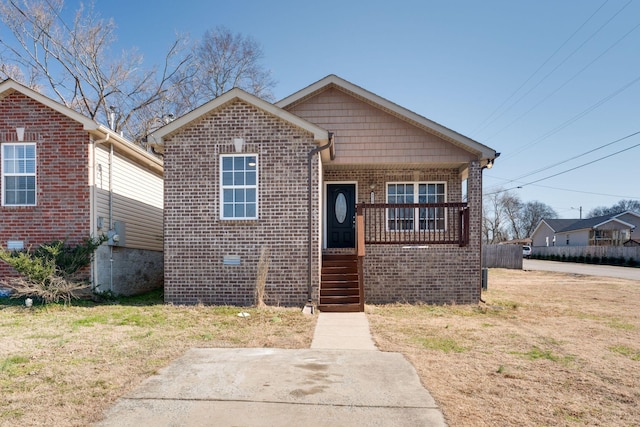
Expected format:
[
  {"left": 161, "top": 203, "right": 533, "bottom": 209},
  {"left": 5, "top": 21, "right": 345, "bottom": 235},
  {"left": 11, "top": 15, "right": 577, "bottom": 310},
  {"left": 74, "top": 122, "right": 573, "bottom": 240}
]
[{"left": 571, "top": 206, "right": 583, "bottom": 219}]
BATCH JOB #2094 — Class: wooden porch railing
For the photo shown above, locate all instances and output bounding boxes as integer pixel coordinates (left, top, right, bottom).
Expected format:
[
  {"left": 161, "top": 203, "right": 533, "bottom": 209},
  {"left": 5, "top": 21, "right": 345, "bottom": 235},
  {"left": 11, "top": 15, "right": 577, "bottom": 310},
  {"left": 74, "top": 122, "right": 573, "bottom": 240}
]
[
  {"left": 356, "top": 211, "right": 365, "bottom": 311},
  {"left": 356, "top": 202, "right": 469, "bottom": 246}
]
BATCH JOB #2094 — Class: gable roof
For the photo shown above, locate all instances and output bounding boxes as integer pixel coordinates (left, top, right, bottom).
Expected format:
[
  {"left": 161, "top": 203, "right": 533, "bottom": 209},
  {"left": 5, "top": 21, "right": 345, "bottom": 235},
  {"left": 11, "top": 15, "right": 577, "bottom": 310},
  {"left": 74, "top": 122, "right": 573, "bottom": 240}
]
[
  {"left": 0, "top": 79, "right": 163, "bottom": 175},
  {"left": 276, "top": 74, "right": 497, "bottom": 165},
  {"left": 149, "top": 87, "right": 330, "bottom": 150},
  {"left": 539, "top": 218, "right": 581, "bottom": 233},
  {"left": 534, "top": 211, "right": 639, "bottom": 237}
]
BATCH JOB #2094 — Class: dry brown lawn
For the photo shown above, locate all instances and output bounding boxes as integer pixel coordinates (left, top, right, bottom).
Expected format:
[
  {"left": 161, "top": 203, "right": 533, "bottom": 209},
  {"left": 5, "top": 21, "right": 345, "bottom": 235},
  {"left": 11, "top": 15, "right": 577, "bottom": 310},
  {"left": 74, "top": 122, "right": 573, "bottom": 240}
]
[
  {"left": 3, "top": 269, "right": 639, "bottom": 427},
  {"left": 0, "top": 293, "right": 316, "bottom": 427},
  {"left": 367, "top": 268, "right": 640, "bottom": 426}
]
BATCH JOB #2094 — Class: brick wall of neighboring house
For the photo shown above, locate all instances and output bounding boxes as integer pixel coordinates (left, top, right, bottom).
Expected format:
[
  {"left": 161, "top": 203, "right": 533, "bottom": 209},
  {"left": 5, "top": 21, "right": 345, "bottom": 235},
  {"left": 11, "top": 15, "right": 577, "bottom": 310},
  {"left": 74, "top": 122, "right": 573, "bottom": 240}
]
[
  {"left": 0, "top": 92, "right": 91, "bottom": 280},
  {"left": 324, "top": 163, "right": 482, "bottom": 304},
  {"left": 164, "top": 99, "right": 320, "bottom": 306}
]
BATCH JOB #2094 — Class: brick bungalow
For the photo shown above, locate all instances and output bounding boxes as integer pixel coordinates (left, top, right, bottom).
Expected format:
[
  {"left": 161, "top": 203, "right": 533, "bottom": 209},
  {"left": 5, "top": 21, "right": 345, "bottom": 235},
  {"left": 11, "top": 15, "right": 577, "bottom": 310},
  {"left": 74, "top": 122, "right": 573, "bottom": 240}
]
[
  {"left": 0, "top": 79, "right": 164, "bottom": 295},
  {"left": 151, "top": 75, "right": 497, "bottom": 310}
]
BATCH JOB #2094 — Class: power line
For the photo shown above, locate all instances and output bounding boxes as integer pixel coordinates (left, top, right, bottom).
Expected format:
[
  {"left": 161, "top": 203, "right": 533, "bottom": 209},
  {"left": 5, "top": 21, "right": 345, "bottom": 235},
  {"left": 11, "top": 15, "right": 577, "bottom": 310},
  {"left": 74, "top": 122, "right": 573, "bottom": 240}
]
[
  {"left": 477, "top": 0, "right": 632, "bottom": 138},
  {"left": 486, "top": 18, "right": 640, "bottom": 145},
  {"left": 471, "top": 0, "right": 610, "bottom": 135},
  {"left": 485, "top": 176, "right": 640, "bottom": 200},
  {"left": 501, "top": 130, "right": 640, "bottom": 184},
  {"left": 487, "top": 132, "right": 640, "bottom": 195}
]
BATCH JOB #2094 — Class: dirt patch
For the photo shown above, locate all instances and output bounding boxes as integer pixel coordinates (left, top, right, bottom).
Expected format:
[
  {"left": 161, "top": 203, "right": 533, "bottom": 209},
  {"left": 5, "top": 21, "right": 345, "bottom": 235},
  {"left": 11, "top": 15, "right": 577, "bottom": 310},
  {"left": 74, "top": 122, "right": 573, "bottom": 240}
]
[
  {"left": 0, "top": 298, "right": 315, "bottom": 427},
  {"left": 367, "top": 268, "right": 640, "bottom": 426}
]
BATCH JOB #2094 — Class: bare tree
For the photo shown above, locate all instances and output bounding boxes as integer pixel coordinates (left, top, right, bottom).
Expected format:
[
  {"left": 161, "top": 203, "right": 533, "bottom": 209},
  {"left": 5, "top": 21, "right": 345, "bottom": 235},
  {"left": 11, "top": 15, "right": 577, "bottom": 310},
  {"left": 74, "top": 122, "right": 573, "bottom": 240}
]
[
  {"left": 502, "top": 192, "right": 524, "bottom": 240},
  {"left": 483, "top": 190, "right": 510, "bottom": 244},
  {"left": 483, "top": 190, "right": 557, "bottom": 242},
  {"left": 520, "top": 201, "right": 557, "bottom": 238},
  {"left": 0, "top": 0, "right": 191, "bottom": 143},
  {"left": 171, "top": 27, "right": 275, "bottom": 112},
  {"left": 587, "top": 199, "right": 640, "bottom": 218}
]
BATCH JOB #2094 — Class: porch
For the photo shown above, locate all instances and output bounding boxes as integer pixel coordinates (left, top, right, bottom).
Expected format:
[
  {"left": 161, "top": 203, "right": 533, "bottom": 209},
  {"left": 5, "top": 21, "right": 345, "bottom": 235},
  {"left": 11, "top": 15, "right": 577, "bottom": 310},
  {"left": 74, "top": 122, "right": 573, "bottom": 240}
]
[{"left": 319, "top": 202, "right": 470, "bottom": 312}]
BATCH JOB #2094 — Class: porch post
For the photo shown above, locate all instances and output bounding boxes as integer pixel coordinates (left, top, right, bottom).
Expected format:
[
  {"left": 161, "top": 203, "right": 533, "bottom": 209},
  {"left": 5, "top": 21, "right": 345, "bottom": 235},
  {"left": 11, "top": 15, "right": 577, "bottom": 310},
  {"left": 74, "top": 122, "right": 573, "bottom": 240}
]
[{"left": 466, "top": 161, "right": 483, "bottom": 301}]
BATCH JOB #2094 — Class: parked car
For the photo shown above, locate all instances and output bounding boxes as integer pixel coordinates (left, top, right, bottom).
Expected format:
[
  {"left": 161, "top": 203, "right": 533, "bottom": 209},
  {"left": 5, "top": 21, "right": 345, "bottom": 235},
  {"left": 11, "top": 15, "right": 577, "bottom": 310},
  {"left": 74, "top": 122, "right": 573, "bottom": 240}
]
[{"left": 523, "top": 245, "right": 532, "bottom": 258}]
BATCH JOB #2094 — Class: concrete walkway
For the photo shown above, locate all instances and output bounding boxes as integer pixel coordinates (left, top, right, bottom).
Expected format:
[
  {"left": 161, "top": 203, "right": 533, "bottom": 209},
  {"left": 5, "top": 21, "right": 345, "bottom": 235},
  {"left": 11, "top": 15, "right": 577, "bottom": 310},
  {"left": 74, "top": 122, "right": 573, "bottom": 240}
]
[
  {"left": 311, "top": 312, "right": 378, "bottom": 350},
  {"left": 95, "top": 312, "right": 447, "bottom": 427}
]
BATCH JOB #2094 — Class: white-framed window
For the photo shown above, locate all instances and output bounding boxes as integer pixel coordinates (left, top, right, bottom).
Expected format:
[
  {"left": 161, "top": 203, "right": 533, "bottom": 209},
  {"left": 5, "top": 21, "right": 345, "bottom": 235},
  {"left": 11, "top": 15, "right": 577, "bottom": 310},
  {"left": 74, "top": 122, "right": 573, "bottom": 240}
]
[
  {"left": 220, "top": 154, "right": 257, "bottom": 220},
  {"left": 387, "top": 182, "right": 446, "bottom": 231},
  {"left": 2, "top": 143, "right": 36, "bottom": 206}
]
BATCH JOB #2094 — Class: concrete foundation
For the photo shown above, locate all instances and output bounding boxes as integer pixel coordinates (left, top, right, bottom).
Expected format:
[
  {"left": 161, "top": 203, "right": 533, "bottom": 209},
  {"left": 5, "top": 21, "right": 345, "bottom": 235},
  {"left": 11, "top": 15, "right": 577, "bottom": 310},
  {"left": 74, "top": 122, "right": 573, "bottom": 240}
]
[{"left": 95, "top": 246, "right": 163, "bottom": 296}]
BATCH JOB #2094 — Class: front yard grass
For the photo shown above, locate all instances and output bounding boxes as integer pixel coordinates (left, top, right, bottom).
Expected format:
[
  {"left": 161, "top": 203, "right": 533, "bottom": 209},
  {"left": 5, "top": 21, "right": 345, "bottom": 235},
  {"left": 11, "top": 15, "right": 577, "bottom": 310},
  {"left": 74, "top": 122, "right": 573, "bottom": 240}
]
[
  {"left": 0, "top": 290, "right": 316, "bottom": 426},
  {"left": 3, "top": 269, "right": 639, "bottom": 426},
  {"left": 367, "top": 269, "right": 640, "bottom": 426}
]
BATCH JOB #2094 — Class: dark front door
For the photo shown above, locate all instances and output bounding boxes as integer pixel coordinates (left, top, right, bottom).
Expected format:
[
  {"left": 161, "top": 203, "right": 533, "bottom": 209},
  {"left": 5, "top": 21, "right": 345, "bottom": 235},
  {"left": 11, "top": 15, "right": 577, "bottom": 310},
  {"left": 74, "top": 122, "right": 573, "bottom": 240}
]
[{"left": 326, "top": 184, "right": 356, "bottom": 248}]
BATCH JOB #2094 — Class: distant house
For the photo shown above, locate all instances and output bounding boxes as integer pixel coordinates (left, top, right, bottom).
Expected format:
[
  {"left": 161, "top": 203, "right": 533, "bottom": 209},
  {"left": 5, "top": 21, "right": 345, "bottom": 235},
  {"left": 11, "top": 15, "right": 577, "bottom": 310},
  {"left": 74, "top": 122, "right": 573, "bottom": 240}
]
[
  {"left": 0, "top": 79, "right": 163, "bottom": 295},
  {"left": 151, "top": 75, "right": 498, "bottom": 310},
  {"left": 531, "top": 211, "right": 640, "bottom": 247}
]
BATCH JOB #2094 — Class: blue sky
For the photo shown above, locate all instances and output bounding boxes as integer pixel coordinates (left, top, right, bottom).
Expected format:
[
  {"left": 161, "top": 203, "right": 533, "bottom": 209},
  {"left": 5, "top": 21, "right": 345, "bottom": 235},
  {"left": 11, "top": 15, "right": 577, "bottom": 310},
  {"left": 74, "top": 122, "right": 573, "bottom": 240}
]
[{"left": 47, "top": 1, "right": 640, "bottom": 217}]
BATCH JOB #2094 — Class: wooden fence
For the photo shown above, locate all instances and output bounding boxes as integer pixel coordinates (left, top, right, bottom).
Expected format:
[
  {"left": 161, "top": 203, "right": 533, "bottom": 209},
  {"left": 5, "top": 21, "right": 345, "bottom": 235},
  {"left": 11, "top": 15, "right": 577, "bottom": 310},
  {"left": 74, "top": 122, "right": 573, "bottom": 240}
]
[{"left": 482, "top": 244, "right": 523, "bottom": 269}]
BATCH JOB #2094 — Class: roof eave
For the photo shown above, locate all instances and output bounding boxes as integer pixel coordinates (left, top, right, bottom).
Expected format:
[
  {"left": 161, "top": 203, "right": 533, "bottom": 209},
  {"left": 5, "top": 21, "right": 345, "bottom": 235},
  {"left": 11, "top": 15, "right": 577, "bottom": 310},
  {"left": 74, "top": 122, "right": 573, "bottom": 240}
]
[
  {"left": 150, "top": 88, "right": 329, "bottom": 147},
  {"left": 276, "top": 74, "right": 497, "bottom": 161}
]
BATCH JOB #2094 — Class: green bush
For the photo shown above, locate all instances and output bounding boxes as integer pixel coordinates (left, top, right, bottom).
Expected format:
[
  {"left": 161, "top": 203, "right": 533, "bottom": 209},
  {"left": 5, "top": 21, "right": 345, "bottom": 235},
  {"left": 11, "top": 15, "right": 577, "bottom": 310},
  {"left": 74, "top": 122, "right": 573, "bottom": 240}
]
[{"left": 0, "top": 236, "right": 106, "bottom": 304}]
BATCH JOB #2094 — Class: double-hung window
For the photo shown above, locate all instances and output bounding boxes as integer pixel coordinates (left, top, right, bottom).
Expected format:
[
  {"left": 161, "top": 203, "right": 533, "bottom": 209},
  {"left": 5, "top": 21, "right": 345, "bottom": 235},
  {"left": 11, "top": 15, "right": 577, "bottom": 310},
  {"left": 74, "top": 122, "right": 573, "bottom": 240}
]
[
  {"left": 387, "top": 182, "right": 446, "bottom": 231},
  {"left": 2, "top": 143, "right": 36, "bottom": 206},
  {"left": 220, "top": 154, "right": 257, "bottom": 220}
]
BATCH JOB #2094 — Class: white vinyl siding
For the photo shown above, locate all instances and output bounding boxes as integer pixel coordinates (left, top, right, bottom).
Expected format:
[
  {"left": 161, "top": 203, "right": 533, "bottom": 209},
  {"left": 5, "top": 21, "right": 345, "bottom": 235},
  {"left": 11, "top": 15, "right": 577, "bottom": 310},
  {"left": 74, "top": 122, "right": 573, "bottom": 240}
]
[
  {"left": 95, "top": 146, "right": 163, "bottom": 251},
  {"left": 2, "top": 143, "right": 36, "bottom": 206}
]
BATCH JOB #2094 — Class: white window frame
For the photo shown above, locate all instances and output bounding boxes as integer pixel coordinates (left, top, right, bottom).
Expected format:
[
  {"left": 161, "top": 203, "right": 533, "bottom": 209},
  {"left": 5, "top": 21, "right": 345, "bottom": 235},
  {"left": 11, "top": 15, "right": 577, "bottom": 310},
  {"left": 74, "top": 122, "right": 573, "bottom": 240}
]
[
  {"left": 2, "top": 142, "right": 37, "bottom": 206},
  {"left": 386, "top": 181, "right": 447, "bottom": 232},
  {"left": 219, "top": 153, "right": 258, "bottom": 220}
]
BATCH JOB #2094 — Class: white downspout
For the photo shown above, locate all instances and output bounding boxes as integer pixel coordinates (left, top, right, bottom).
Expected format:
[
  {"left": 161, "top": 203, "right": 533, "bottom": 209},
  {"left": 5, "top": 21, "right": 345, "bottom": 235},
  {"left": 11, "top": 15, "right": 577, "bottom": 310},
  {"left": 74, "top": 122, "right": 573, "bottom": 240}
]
[{"left": 108, "top": 142, "right": 114, "bottom": 293}]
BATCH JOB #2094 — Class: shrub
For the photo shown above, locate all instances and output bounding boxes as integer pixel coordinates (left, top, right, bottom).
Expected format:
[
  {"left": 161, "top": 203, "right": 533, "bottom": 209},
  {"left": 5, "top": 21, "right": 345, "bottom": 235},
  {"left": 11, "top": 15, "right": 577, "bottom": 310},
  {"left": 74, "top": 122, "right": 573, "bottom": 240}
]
[
  {"left": 0, "top": 236, "right": 106, "bottom": 304},
  {"left": 577, "top": 255, "right": 585, "bottom": 263},
  {"left": 561, "top": 254, "right": 566, "bottom": 262}
]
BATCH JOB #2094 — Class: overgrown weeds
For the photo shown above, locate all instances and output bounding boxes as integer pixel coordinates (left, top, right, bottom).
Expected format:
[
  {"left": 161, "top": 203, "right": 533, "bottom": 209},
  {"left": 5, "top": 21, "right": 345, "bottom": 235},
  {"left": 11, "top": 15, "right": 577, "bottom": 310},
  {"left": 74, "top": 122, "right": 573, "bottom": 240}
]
[{"left": 0, "top": 236, "right": 105, "bottom": 304}]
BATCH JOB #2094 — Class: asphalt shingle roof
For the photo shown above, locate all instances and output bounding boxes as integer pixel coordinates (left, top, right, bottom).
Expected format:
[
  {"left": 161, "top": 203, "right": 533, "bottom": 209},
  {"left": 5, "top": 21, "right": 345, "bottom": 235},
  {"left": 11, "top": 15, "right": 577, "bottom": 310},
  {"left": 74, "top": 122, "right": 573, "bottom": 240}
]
[{"left": 543, "top": 212, "right": 628, "bottom": 233}]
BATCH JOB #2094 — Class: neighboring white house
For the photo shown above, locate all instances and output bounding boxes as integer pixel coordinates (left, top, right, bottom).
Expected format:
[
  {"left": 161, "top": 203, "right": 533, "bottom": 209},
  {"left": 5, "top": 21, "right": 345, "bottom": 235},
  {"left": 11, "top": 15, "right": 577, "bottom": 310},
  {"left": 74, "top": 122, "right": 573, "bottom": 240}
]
[{"left": 531, "top": 211, "right": 640, "bottom": 247}]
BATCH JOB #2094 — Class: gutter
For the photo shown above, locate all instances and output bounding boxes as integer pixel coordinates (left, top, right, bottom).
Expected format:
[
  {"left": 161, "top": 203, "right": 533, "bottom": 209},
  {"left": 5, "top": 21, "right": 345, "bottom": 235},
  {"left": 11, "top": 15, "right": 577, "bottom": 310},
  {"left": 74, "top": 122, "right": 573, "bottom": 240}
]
[{"left": 306, "top": 132, "right": 335, "bottom": 307}]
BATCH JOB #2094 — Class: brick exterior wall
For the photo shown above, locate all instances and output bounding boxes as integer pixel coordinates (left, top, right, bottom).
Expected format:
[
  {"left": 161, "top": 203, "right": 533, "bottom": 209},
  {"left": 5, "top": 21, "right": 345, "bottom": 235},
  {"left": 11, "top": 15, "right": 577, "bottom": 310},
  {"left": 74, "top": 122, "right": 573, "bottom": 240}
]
[
  {"left": 0, "top": 92, "right": 91, "bottom": 280},
  {"left": 163, "top": 99, "right": 320, "bottom": 306},
  {"left": 324, "top": 163, "right": 482, "bottom": 304}
]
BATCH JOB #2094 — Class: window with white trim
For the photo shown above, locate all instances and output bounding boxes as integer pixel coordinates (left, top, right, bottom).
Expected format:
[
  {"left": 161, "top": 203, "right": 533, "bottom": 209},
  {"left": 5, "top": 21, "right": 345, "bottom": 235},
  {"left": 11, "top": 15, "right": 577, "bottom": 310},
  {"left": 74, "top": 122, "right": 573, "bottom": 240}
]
[
  {"left": 387, "top": 182, "right": 446, "bottom": 231},
  {"left": 220, "top": 154, "right": 257, "bottom": 219},
  {"left": 2, "top": 143, "right": 36, "bottom": 206}
]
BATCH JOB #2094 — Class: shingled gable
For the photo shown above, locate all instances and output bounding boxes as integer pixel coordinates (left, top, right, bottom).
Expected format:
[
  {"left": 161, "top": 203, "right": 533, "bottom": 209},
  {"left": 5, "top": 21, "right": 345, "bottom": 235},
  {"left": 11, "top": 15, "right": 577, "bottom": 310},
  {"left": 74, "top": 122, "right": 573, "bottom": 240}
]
[
  {"left": 149, "top": 87, "right": 330, "bottom": 151},
  {"left": 0, "top": 79, "right": 163, "bottom": 175},
  {"left": 276, "top": 74, "right": 497, "bottom": 166}
]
